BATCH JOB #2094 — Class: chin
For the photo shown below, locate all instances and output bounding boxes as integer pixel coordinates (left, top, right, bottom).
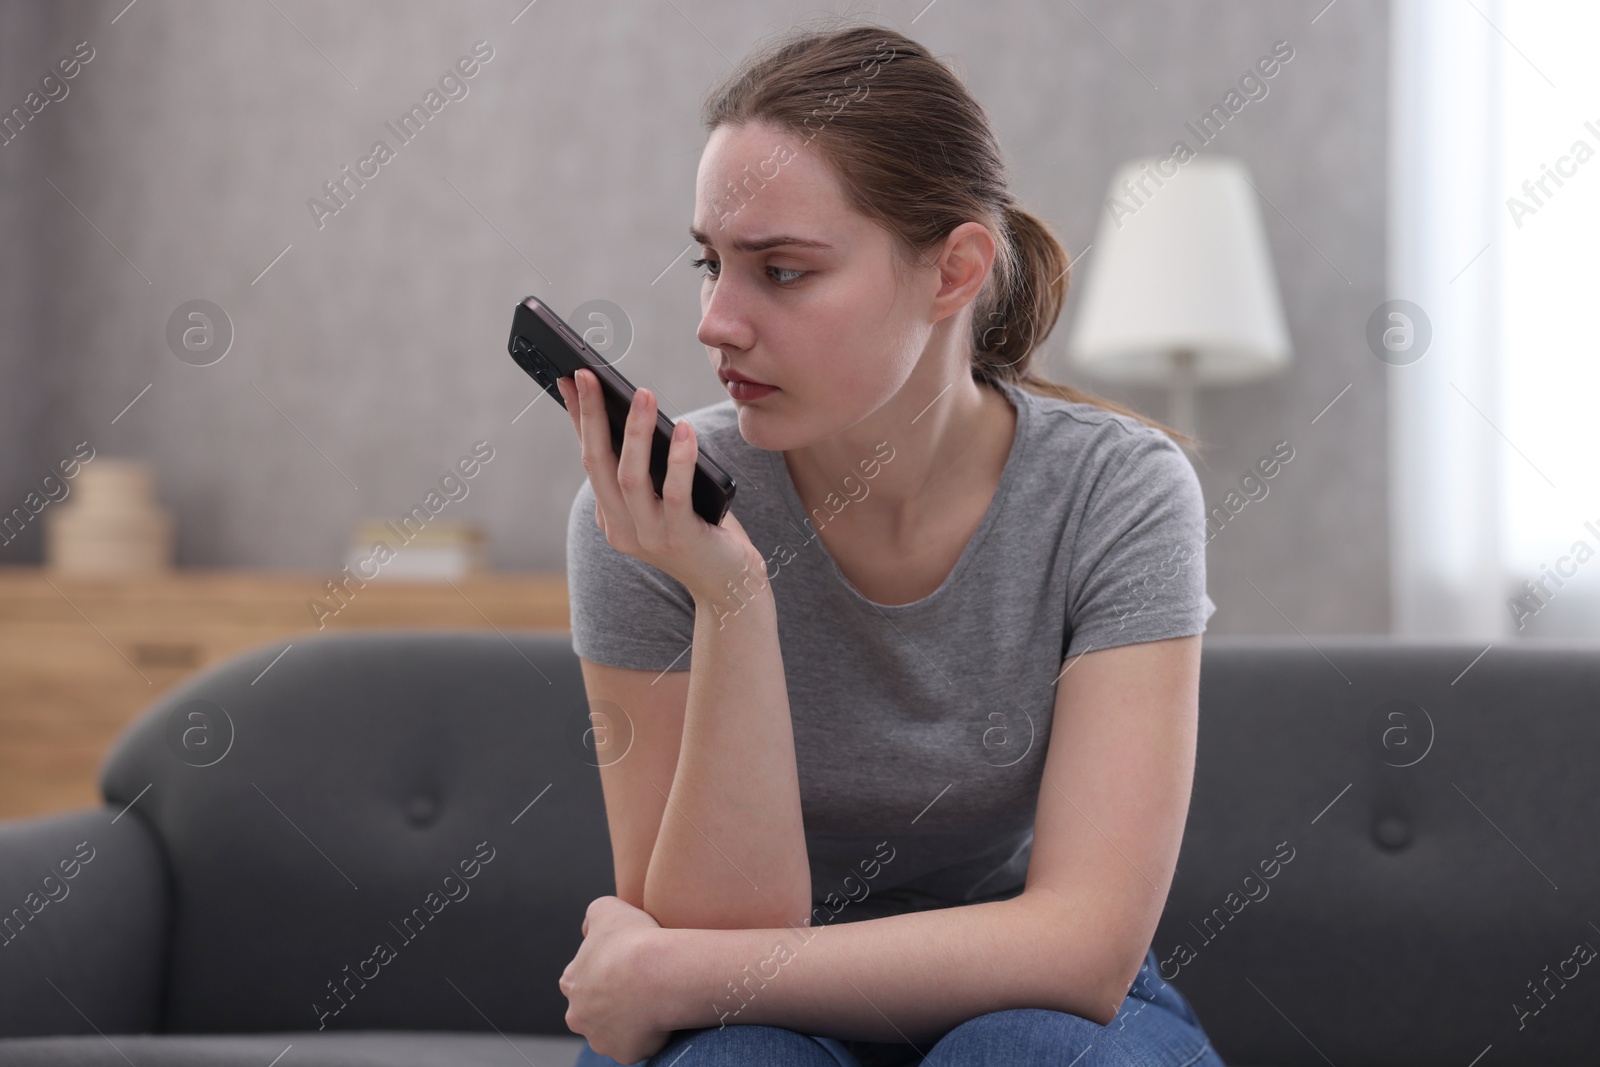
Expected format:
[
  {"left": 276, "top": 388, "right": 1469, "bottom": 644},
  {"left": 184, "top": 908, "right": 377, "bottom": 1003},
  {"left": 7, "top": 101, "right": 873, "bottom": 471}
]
[
  {"left": 733, "top": 407, "right": 783, "bottom": 450},
  {"left": 735, "top": 405, "right": 822, "bottom": 454}
]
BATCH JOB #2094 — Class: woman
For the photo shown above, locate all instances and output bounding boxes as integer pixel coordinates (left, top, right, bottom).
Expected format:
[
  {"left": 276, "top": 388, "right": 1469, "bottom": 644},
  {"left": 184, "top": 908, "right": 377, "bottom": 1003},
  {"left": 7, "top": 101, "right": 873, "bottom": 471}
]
[{"left": 556, "top": 19, "right": 1223, "bottom": 1067}]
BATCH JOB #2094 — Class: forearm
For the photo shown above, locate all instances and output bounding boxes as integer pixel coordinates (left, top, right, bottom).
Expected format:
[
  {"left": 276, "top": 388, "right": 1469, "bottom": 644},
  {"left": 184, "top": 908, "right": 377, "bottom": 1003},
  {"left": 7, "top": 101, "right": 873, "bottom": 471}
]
[
  {"left": 643, "top": 573, "right": 810, "bottom": 929},
  {"left": 646, "top": 889, "right": 1124, "bottom": 1046}
]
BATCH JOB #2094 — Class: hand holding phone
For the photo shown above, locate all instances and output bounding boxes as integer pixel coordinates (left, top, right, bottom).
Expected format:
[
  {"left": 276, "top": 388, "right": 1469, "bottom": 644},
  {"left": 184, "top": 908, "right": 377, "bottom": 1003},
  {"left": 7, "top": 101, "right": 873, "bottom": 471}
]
[
  {"left": 555, "top": 367, "right": 767, "bottom": 606},
  {"left": 507, "top": 295, "right": 763, "bottom": 604},
  {"left": 510, "top": 297, "right": 735, "bottom": 522}
]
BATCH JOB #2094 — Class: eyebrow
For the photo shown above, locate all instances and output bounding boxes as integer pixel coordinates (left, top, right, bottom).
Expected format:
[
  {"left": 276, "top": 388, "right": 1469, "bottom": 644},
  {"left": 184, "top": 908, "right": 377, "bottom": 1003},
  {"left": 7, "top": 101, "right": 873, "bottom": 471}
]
[{"left": 689, "top": 225, "right": 833, "bottom": 253}]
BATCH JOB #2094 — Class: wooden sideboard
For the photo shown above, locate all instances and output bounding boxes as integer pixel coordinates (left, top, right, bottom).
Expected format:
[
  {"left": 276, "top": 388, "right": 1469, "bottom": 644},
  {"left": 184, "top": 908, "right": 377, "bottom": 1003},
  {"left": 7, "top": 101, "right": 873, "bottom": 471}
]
[{"left": 0, "top": 566, "right": 569, "bottom": 821}]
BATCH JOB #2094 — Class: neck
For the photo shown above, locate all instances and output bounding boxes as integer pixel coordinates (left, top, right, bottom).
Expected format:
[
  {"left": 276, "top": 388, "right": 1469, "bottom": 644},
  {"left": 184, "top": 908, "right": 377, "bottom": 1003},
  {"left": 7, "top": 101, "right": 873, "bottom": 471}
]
[{"left": 784, "top": 363, "right": 1014, "bottom": 538}]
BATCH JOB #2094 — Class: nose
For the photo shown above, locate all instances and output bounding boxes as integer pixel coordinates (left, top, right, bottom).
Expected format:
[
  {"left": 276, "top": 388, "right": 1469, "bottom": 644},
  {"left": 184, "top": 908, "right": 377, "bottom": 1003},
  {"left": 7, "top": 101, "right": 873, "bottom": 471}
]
[{"left": 695, "top": 273, "right": 754, "bottom": 354}]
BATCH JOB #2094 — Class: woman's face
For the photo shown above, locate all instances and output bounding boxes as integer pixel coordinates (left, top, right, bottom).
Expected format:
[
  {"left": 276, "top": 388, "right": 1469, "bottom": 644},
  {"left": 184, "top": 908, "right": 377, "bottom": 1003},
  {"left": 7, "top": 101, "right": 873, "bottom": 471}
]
[{"left": 691, "top": 120, "right": 943, "bottom": 451}]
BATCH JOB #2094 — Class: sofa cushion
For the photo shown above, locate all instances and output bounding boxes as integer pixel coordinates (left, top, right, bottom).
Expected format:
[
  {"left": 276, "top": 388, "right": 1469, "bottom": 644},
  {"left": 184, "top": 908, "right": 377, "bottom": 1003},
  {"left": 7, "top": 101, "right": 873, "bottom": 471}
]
[
  {"left": 1154, "top": 636, "right": 1600, "bottom": 1067},
  {"left": 98, "top": 630, "right": 612, "bottom": 1037}
]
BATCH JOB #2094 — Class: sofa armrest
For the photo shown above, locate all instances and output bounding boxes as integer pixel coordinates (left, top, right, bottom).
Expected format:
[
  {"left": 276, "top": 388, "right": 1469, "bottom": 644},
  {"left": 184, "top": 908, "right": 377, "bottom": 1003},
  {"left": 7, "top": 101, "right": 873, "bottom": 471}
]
[{"left": 0, "top": 807, "right": 170, "bottom": 1038}]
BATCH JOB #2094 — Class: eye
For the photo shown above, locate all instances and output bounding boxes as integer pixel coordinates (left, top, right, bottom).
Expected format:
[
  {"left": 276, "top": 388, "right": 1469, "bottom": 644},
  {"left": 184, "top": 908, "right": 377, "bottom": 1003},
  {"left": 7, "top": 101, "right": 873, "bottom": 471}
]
[{"left": 689, "top": 258, "right": 807, "bottom": 287}]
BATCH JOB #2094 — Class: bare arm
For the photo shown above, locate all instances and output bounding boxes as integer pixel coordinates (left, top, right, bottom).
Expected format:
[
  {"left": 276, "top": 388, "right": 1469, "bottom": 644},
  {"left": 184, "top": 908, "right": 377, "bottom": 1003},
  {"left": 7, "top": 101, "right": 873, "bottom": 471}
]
[
  {"left": 642, "top": 578, "right": 812, "bottom": 930},
  {"left": 638, "top": 635, "right": 1205, "bottom": 1041},
  {"left": 558, "top": 369, "right": 812, "bottom": 931},
  {"left": 643, "top": 889, "right": 1121, "bottom": 1045}
]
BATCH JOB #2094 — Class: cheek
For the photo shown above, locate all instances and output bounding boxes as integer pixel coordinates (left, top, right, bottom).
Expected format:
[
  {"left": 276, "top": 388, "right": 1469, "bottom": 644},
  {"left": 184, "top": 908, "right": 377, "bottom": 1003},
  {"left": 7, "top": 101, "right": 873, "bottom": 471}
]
[
  {"left": 812, "top": 283, "right": 911, "bottom": 369},
  {"left": 800, "top": 294, "right": 920, "bottom": 403},
  {"left": 789, "top": 351, "right": 901, "bottom": 438}
]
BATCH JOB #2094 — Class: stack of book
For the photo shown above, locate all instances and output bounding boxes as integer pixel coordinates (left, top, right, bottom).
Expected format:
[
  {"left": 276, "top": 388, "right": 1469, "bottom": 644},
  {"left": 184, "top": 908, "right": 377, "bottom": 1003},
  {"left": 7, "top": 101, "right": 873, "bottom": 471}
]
[{"left": 344, "top": 519, "right": 487, "bottom": 580}]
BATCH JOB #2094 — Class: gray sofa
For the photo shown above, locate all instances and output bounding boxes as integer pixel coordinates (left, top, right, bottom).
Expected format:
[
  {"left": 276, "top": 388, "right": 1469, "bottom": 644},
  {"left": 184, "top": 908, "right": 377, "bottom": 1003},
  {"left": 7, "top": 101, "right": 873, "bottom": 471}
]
[{"left": 0, "top": 630, "right": 1595, "bottom": 1066}]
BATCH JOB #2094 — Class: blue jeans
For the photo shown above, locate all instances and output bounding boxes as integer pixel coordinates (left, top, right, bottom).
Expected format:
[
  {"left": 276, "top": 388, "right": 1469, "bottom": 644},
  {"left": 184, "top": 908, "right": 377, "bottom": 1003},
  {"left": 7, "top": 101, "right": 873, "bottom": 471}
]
[{"left": 572, "top": 946, "right": 1225, "bottom": 1066}]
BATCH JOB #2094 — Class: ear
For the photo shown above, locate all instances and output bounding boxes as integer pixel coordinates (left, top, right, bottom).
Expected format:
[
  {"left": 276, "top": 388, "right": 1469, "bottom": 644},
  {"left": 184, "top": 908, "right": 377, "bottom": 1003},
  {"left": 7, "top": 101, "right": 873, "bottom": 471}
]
[{"left": 927, "top": 221, "right": 997, "bottom": 327}]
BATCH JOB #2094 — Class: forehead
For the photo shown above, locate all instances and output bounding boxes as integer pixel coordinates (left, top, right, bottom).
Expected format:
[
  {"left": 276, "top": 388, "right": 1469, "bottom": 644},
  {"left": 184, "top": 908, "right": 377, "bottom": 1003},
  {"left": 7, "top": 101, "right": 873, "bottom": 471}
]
[{"left": 693, "top": 122, "right": 849, "bottom": 246}]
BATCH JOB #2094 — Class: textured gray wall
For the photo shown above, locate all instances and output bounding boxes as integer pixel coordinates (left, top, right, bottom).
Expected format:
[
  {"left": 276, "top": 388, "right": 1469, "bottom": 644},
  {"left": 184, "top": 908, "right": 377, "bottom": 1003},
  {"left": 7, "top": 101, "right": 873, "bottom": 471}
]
[
  {"left": 0, "top": 0, "right": 1389, "bottom": 637},
  {"left": 0, "top": 1, "right": 53, "bottom": 547}
]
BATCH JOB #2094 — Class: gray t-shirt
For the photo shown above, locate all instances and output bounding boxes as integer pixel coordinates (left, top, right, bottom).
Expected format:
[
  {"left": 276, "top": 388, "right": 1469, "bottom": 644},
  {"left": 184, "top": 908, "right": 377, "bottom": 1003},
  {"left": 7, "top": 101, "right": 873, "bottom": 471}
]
[{"left": 565, "top": 376, "right": 1216, "bottom": 926}]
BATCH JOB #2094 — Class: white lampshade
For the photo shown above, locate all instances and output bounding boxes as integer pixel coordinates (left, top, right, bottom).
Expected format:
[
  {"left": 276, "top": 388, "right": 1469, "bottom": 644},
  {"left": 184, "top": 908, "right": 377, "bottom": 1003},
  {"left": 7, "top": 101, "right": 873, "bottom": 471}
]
[{"left": 1066, "top": 155, "right": 1292, "bottom": 387}]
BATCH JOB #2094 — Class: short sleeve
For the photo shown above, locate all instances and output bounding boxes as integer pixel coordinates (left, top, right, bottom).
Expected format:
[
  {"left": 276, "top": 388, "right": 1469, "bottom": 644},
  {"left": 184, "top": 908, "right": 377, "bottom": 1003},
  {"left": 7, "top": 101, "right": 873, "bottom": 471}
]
[
  {"left": 566, "top": 478, "right": 697, "bottom": 671},
  {"left": 1063, "top": 430, "right": 1217, "bottom": 658}
]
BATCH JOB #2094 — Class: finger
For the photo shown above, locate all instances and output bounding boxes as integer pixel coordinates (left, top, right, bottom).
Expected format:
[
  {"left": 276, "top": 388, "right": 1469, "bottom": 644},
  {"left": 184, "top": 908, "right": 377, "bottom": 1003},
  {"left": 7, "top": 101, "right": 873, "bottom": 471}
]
[
  {"left": 614, "top": 385, "right": 664, "bottom": 532},
  {"left": 661, "top": 417, "right": 699, "bottom": 527},
  {"left": 574, "top": 369, "right": 635, "bottom": 539},
  {"left": 555, "top": 377, "right": 582, "bottom": 438},
  {"left": 553, "top": 377, "right": 585, "bottom": 447}
]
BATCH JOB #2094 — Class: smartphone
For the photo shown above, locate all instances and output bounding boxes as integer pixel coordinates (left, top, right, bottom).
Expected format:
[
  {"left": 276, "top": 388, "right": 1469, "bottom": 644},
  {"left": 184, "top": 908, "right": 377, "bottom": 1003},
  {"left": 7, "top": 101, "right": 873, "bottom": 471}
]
[{"left": 507, "top": 295, "right": 737, "bottom": 527}]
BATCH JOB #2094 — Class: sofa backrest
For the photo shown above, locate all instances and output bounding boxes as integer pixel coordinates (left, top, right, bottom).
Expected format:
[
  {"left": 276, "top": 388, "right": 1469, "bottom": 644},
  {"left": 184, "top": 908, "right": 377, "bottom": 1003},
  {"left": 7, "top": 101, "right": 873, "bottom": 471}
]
[
  {"left": 1157, "top": 636, "right": 1600, "bottom": 1067},
  {"left": 101, "top": 628, "right": 611, "bottom": 1036},
  {"left": 101, "top": 631, "right": 1600, "bottom": 1062}
]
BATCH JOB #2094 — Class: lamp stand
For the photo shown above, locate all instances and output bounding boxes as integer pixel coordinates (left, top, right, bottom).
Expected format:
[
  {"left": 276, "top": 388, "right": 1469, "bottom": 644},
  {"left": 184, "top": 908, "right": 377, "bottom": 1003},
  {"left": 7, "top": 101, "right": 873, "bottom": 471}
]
[{"left": 1167, "top": 348, "right": 1198, "bottom": 440}]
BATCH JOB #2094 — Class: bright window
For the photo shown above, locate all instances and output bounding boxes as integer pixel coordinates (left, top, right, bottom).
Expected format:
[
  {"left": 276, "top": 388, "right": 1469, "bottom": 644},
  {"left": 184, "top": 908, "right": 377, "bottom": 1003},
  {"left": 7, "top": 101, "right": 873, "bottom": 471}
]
[
  {"left": 1497, "top": 3, "right": 1600, "bottom": 576},
  {"left": 1389, "top": 0, "right": 1600, "bottom": 639}
]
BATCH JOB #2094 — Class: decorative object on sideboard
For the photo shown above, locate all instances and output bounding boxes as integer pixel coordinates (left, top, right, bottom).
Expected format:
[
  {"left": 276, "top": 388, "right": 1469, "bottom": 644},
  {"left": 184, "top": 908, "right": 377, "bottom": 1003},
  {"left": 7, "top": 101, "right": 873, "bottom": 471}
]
[
  {"left": 44, "top": 457, "right": 175, "bottom": 575},
  {"left": 344, "top": 518, "right": 488, "bottom": 580}
]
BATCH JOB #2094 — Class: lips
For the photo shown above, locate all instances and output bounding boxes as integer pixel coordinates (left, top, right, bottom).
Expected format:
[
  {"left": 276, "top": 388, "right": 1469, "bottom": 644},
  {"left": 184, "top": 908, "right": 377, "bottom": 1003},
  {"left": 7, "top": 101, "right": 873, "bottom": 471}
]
[{"left": 718, "top": 368, "right": 773, "bottom": 388}]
